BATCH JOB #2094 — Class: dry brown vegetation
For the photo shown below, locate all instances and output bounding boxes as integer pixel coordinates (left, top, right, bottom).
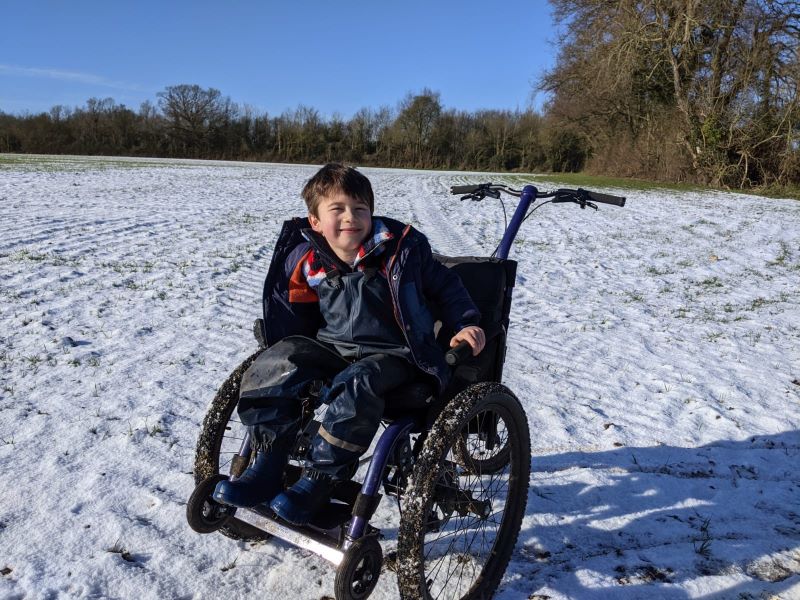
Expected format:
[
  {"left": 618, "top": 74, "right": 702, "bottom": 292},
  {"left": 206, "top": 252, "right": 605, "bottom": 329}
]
[{"left": 542, "top": 0, "right": 800, "bottom": 188}]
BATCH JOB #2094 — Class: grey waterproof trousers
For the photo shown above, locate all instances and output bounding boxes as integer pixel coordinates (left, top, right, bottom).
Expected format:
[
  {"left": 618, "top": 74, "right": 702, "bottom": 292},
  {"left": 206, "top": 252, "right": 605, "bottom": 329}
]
[{"left": 237, "top": 336, "right": 419, "bottom": 479}]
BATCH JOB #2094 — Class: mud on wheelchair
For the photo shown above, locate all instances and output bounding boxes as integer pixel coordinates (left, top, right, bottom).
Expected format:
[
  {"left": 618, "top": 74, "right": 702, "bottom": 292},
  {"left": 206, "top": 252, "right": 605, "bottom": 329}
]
[{"left": 186, "top": 183, "right": 625, "bottom": 599}]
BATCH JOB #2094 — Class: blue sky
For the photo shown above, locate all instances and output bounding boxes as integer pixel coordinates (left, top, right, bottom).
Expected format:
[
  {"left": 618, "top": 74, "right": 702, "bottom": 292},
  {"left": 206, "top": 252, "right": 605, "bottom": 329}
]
[{"left": 1, "top": 1, "right": 558, "bottom": 118}]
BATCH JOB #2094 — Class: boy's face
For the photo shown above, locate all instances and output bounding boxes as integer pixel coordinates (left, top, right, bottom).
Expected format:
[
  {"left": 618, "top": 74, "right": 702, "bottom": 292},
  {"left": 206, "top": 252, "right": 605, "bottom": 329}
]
[{"left": 309, "top": 192, "right": 372, "bottom": 262}]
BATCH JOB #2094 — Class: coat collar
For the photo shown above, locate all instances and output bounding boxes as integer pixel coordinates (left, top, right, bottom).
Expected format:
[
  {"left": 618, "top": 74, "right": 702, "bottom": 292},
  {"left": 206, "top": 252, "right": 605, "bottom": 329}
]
[{"left": 300, "top": 217, "right": 395, "bottom": 268}]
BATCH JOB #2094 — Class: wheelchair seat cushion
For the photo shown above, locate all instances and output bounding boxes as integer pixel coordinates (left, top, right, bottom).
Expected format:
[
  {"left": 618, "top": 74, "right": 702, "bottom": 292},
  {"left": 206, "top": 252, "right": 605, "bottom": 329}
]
[{"left": 383, "top": 380, "right": 436, "bottom": 410}]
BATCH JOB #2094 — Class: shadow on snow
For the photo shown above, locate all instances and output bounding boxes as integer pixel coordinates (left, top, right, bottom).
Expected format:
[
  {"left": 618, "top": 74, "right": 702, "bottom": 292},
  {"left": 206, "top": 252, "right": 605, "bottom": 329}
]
[{"left": 506, "top": 430, "right": 800, "bottom": 599}]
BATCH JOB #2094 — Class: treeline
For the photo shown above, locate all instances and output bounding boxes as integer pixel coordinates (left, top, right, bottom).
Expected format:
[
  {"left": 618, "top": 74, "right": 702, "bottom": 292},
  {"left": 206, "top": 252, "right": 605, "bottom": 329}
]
[
  {"left": 0, "top": 86, "right": 571, "bottom": 173},
  {"left": 2, "top": 1, "right": 798, "bottom": 189},
  {"left": 542, "top": 0, "right": 800, "bottom": 188}
]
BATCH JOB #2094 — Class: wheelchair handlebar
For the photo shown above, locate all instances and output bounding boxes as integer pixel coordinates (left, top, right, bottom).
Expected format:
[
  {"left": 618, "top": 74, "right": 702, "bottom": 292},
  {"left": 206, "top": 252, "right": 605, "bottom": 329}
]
[
  {"left": 445, "top": 341, "right": 473, "bottom": 366},
  {"left": 450, "top": 184, "right": 486, "bottom": 195},
  {"left": 445, "top": 323, "right": 504, "bottom": 367},
  {"left": 580, "top": 189, "right": 626, "bottom": 207},
  {"left": 449, "top": 182, "right": 626, "bottom": 208}
]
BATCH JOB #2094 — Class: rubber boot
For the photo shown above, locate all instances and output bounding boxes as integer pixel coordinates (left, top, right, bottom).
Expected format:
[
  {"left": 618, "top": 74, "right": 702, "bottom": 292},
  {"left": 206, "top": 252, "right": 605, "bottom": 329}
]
[
  {"left": 269, "top": 472, "right": 334, "bottom": 526},
  {"left": 212, "top": 444, "right": 289, "bottom": 508}
]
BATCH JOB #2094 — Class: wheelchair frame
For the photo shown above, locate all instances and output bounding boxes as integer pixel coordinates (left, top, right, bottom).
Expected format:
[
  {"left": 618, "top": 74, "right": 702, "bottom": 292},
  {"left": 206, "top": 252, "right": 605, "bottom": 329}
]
[{"left": 187, "top": 183, "right": 625, "bottom": 599}]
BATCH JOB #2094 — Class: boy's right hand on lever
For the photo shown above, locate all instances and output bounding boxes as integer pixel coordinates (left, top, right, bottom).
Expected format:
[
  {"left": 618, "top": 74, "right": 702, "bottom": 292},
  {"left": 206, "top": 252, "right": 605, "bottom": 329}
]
[{"left": 450, "top": 325, "right": 485, "bottom": 356}]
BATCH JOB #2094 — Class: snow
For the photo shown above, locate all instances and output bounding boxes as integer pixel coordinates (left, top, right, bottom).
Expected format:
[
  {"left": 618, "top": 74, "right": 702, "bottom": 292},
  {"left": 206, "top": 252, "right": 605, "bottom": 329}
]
[{"left": 1, "top": 155, "right": 799, "bottom": 599}]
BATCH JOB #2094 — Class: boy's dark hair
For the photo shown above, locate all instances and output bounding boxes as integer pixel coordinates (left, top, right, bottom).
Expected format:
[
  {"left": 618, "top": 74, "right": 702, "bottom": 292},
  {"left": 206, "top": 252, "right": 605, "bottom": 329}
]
[{"left": 302, "top": 163, "right": 374, "bottom": 216}]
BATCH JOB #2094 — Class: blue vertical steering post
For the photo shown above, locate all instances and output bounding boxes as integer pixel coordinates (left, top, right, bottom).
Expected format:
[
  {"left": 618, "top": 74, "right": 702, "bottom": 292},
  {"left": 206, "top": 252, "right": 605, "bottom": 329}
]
[{"left": 496, "top": 185, "right": 537, "bottom": 260}]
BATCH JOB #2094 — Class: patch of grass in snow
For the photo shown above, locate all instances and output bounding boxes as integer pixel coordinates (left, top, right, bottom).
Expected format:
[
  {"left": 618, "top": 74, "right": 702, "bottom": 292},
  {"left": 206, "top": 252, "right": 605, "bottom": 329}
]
[
  {"left": 8, "top": 250, "right": 85, "bottom": 268},
  {"left": 0, "top": 154, "right": 176, "bottom": 173},
  {"left": 756, "top": 183, "right": 800, "bottom": 201},
  {"left": 220, "top": 556, "right": 238, "bottom": 572},
  {"left": 106, "top": 540, "right": 136, "bottom": 563},
  {"left": 646, "top": 265, "right": 674, "bottom": 276},
  {"left": 743, "top": 331, "right": 762, "bottom": 346},
  {"left": 101, "top": 259, "right": 145, "bottom": 274},
  {"left": 10, "top": 249, "right": 48, "bottom": 262},
  {"left": 147, "top": 420, "right": 164, "bottom": 436},
  {"left": 692, "top": 515, "right": 713, "bottom": 558},
  {"left": 698, "top": 276, "right": 724, "bottom": 289},
  {"left": 614, "top": 564, "right": 674, "bottom": 585},
  {"left": 23, "top": 354, "right": 42, "bottom": 369},
  {"left": 749, "top": 295, "right": 787, "bottom": 310}
]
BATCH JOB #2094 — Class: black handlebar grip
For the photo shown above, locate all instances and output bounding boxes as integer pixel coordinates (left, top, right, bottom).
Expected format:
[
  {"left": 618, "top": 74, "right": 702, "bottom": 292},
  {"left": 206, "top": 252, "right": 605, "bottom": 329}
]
[
  {"left": 582, "top": 189, "right": 626, "bottom": 207},
  {"left": 445, "top": 341, "right": 473, "bottom": 366},
  {"left": 450, "top": 184, "right": 484, "bottom": 195}
]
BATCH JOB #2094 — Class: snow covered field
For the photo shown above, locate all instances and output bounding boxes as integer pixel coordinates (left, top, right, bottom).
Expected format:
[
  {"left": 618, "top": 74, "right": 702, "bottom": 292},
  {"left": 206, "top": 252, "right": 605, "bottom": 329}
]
[{"left": 1, "top": 155, "right": 799, "bottom": 599}]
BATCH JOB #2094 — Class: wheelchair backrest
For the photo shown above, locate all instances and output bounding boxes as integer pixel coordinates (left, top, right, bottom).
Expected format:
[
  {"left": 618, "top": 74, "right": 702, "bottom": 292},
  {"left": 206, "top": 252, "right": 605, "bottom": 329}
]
[{"left": 433, "top": 255, "right": 518, "bottom": 399}]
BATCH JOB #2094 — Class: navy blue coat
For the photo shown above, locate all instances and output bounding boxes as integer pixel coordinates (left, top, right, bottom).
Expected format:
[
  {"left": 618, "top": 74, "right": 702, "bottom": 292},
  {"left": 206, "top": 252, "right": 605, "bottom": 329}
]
[{"left": 260, "top": 216, "right": 480, "bottom": 392}]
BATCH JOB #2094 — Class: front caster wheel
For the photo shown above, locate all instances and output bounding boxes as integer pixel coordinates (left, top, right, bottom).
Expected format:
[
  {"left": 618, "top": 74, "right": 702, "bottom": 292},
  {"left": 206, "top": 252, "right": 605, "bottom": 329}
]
[
  {"left": 186, "top": 474, "right": 236, "bottom": 534},
  {"left": 334, "top": 536, "right": 383, "bottom": 600}
]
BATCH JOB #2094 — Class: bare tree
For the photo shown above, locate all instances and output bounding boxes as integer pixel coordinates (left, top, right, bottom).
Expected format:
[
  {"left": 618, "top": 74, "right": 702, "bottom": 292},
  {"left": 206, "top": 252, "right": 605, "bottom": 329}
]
[
  {"left": 157, "top": 84, "right": 229, "bottom": 156},
  {"left": 542, "top": 0, "right": 800, "bottom": 186},
  {"left": 394, "top": 89, "right": 442, "bottom": 166}
]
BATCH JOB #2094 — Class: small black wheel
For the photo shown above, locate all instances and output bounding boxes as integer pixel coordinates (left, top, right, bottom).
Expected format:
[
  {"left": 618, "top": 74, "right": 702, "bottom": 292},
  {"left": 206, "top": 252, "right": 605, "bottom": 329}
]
[
  {"left": 193, "top": 350, "right": 268, "bottom": 541},
  {"left": 334, "top": 536, "right": 383, "bottom": 600},
  {"left": 397, "top": 382, "right": 531, "bottom": 600},
  {"left": 186, "top": 474, "right": 235, "bottom": 534},
  {"left": 454, "top": 406, "right": 512, "bottom": 474}
]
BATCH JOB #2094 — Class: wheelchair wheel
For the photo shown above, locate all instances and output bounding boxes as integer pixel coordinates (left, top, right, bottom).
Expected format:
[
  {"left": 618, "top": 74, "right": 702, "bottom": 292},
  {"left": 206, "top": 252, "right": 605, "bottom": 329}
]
[
  {"left": 396, "top": 382, "right": 530, "bottom": 600},
  {"left": 454, "top": 406, "right": 511, "bottom": 474},
  {"left": 193, "top": 350, "right": 267, "bottom": 541}
]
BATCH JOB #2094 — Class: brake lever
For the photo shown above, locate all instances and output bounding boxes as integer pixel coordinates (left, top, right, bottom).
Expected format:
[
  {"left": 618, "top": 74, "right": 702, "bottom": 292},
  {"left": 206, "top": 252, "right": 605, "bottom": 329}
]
[
  {"left": 575, "top": 189, "right": 598, "bottom": 210},
  {"left": 460, "top": 191, "right": 488, "bottom": 201}
]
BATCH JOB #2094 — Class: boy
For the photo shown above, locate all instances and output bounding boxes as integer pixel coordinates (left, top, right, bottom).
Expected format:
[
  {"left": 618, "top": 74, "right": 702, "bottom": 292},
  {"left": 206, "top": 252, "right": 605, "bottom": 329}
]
[{"left": 213, "top": 163, "right": 484, "bottom": 526}]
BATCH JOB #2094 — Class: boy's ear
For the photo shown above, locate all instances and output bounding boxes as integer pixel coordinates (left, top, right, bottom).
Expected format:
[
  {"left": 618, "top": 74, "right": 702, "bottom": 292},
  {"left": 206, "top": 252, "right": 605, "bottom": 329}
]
[{"left": 308, "top": 212, "right": 322, "bottom": 233}]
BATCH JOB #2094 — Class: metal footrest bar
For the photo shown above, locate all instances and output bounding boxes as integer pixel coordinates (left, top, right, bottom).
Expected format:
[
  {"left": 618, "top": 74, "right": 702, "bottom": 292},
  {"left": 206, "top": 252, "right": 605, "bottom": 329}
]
[{"left": 231, "top": 509, "right": 345, "bottom": 566}]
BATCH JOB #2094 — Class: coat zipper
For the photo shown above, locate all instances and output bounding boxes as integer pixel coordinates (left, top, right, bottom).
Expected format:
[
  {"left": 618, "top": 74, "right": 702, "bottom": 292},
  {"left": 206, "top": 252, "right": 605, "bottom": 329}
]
[
  {"left": 386, "top": 224, "right": 411, "bottom": 330},
  {"left": 386, "top": 225, "right": 434, "bottom": 376}
]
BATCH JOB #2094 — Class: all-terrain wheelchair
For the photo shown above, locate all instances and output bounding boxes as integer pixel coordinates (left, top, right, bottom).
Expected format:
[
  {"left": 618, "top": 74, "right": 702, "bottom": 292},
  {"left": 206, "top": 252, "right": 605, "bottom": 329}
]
[{"left": 187, "top": 183, "right": 625, "bottom": 599}]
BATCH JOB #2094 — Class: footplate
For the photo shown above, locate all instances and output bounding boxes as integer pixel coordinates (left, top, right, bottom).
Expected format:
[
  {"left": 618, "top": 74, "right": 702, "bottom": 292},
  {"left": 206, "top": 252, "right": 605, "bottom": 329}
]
[{"left": 231, "top": 509, "right": 345, "bottom": 566}]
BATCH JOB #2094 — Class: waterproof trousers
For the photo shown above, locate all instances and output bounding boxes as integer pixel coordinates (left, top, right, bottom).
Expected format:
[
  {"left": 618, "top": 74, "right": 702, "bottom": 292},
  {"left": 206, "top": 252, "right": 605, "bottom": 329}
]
[{"left": 237, "top": 336, "right": 419, "bottom": 480}]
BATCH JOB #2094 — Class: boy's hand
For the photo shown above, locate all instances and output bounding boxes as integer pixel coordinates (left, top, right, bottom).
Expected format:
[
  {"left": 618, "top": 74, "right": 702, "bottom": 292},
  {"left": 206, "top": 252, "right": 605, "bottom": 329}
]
[{"left": 450, "top": 326, "right": 485, "bottom": 356}]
